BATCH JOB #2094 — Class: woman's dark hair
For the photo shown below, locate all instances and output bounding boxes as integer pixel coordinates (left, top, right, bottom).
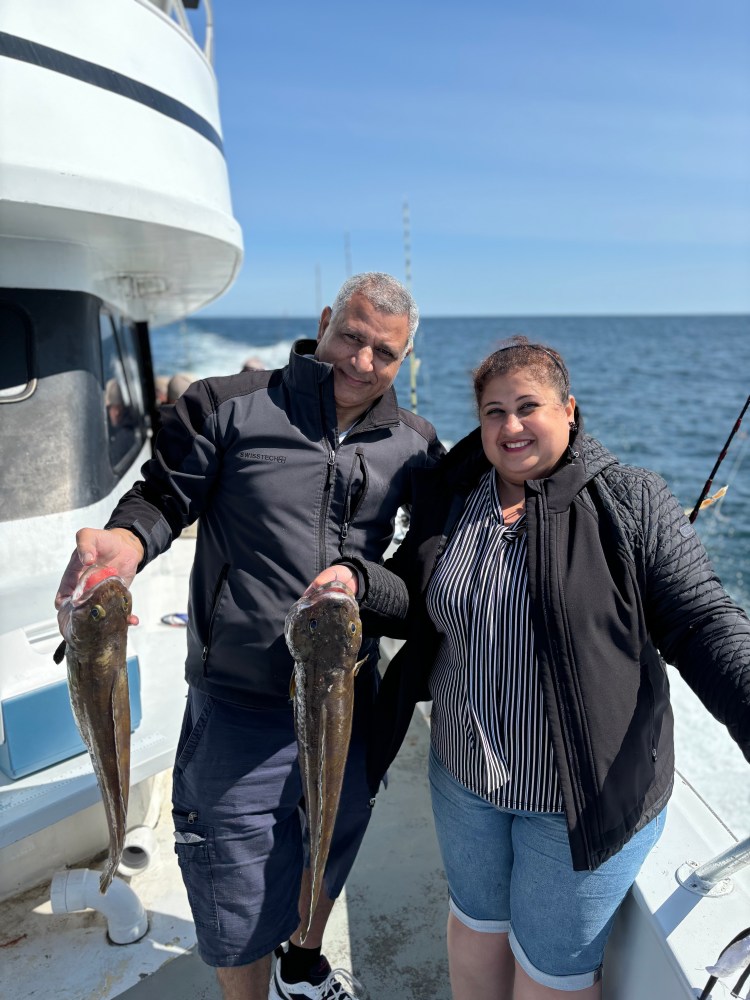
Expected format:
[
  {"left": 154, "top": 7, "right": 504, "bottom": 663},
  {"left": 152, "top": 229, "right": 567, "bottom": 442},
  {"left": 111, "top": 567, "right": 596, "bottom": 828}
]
[{"left": 473, "top": 335, "right": 571, "bottom": 406}]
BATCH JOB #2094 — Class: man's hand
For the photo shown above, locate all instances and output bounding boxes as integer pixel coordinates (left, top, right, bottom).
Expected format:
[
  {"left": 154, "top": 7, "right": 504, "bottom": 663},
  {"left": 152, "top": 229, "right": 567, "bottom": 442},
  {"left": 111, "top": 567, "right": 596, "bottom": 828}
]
[
  {"left": 55, "top": 527, "right": 145, "bottom": 625},
  {"left": 302, "top": 565, "right": 358, "bottom": 597}
]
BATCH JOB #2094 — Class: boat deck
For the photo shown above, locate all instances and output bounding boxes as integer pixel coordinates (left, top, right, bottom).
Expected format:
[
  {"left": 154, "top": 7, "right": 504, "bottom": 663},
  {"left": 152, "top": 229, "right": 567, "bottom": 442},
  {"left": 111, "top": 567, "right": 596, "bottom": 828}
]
[
  {"left": 1, "top": 702, "right": 451, "bottom": 1000},
  {"left": 3, "top": 691, "right": 750, "bottom": 999},
  {"left": 3, "top": 594, "right": 749, "bottom": 999}
]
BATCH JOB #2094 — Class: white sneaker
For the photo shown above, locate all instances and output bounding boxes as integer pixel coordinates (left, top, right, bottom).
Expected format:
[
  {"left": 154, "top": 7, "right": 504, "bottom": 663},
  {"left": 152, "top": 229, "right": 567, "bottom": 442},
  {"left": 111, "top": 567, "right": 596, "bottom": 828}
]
[{"left": 269, "top": 954, "right": 362, "bottom": 1000}]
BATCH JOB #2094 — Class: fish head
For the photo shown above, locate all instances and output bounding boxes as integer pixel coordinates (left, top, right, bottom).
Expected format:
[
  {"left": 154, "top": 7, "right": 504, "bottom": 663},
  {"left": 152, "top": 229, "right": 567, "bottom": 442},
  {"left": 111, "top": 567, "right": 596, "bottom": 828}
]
[
  {"left": 285, "top": 581, "right": 362, "bottom": 668},
  {"left": 57, "top": 565, "right": 132, "bottom": 653}
]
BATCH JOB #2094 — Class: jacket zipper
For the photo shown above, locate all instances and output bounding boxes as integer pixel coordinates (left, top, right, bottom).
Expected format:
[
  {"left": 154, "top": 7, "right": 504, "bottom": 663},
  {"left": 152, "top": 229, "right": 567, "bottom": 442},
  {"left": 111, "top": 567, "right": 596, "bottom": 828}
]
[
  {"left": 318, "top": 447, "right": 336, "bottom": 569},
  {"left": 341, "top": 447, "right": 368, "bottom": 543},
  {"left": 646, "top": 663, "right": 657, "bottom": 762},
  {"left": 202, "top": 563, "right": 230, "bottom": 674},
  {"left": 536, "top": 490, "right": 594, "bottom": 865}
]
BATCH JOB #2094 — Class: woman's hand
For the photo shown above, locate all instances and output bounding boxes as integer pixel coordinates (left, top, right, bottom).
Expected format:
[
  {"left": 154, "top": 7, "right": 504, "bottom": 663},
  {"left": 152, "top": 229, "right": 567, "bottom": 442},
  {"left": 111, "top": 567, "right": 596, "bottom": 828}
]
[{"left": 302, "top": 564, "right": 358, "bottom": 597}]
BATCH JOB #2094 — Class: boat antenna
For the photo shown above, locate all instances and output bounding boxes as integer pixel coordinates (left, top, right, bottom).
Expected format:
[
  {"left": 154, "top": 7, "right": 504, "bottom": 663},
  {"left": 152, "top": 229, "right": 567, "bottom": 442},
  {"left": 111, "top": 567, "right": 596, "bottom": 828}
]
[
  {"left": 688, "top": 393, "right": 750, "bottom": 523},
  {"left": 403, "top": 198, "right": 420, "bottom": 413},
  {"left": 315, "top": 262, "right": 322, "bottom": 316},
  {"left": 344, "top": 232, "right": 352, "bottom": 278}
]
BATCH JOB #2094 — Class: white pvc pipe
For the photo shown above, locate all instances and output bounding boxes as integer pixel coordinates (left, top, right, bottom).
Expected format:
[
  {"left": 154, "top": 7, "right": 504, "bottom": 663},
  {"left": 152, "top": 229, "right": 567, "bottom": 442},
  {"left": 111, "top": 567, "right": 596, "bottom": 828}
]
[
  {"left": 50, "top": 869, "right": 148, "bottom": 944},
  {"left": 118, "top": 825, "right": 158, "bottom": 877}
]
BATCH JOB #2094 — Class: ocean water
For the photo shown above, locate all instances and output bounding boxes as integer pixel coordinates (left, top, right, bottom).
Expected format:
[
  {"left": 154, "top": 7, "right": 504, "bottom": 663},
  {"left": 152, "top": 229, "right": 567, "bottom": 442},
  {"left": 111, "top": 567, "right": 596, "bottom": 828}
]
[{"left": 151, "top": 314, "right": 750, "bottom": 833}]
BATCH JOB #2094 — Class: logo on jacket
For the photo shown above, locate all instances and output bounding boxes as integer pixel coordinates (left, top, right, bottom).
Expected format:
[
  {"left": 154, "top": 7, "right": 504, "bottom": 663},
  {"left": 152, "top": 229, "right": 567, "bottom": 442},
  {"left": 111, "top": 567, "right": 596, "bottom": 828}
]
[{"left": 239, "top": 451, "right": 287, "bottom": 464}]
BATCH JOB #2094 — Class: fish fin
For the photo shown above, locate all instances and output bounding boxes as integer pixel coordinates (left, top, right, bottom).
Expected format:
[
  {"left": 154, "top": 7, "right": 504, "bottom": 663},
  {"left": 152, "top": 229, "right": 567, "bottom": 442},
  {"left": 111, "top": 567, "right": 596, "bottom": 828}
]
[
  {"left": 111, "top": 668, "right": 131, "bottom": 804},
  {"left": 307, "top": 717, "right": 326, "bottom": 926},
  {"left": 53, "top": 640, "right": 67, "bottom": 664},
  {"left": 289, "top": 673, "right": 296, "bottom": 699},
  {"left": 353, "top": 655, "right": 367, "bottom": 676}
]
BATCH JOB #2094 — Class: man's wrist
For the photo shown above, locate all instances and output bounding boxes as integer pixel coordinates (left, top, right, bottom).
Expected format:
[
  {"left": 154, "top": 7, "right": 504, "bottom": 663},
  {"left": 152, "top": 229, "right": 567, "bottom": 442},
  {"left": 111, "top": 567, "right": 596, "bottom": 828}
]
[{"left": 109, "top": 526, "right": 145, "bottom": 565}]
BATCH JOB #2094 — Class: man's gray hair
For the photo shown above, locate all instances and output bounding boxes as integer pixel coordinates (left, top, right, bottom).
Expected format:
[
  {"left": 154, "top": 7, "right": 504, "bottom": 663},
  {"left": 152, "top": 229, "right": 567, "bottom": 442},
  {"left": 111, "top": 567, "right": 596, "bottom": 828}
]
[{"left": 330, "top": 272, "right": 418, "bottom": 351}]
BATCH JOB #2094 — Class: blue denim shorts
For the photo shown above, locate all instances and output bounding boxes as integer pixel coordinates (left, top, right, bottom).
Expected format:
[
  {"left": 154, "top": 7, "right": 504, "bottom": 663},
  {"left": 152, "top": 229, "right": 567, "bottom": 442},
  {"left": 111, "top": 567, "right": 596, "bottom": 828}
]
[
  {"left": 429, "top": 747, "right": 665, "bottom": 991},
  {"left": 171, "top": 671, "right": 378, "bottom": 967}
]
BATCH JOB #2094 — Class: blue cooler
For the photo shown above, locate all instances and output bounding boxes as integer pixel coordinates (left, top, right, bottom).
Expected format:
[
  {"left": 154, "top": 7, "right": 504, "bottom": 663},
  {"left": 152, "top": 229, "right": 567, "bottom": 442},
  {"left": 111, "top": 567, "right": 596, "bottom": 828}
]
[{"left": 0, "top": 655, "right": 142, "bottom": 780}]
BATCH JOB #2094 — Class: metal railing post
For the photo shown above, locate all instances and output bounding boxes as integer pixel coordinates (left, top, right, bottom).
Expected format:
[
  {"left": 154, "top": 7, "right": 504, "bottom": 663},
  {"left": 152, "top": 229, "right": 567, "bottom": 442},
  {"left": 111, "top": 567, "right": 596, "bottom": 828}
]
[{"left": 677, "top": 836, "right": 750, "bottom": 897}]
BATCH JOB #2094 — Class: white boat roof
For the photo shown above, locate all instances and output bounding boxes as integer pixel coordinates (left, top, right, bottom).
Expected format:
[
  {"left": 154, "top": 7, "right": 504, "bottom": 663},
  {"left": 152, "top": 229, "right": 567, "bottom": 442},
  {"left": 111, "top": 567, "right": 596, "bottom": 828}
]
[{"left": 0, "top": 0, "right": 243, "bottom": 325}]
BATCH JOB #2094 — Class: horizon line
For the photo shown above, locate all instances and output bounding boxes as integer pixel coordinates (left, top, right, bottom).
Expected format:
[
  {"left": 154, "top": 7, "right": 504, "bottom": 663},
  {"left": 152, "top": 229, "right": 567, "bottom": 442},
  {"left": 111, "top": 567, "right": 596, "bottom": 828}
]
[{"left": 184, "top": 310, "right": 750, "bottom": 322}]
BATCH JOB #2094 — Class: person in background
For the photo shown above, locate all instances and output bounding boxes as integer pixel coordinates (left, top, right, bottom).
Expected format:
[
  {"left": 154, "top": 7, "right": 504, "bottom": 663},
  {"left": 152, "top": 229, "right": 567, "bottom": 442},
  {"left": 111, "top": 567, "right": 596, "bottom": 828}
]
[
  {"left": 241, "top": 355, "right": 265, "bottom": 372},
  {"left": 148, "top": 374, "right": 172, "bottom": 438},
  {"left": 104, "top": 377, "right": 136, "bottom": 465},
  {"left": 55, "top": 273, "right": 443, "bottom": 1000},
  {"left": 104, "top": 377, "right": 126, "bottom": 426},
  {"left": 167, "top": 371, "right": 195, "bottom": 403},
  {"left": 154, "top": 374, "right": 170, "bottom": 406},
  {"left": 308, "top": 335, "right": 750, "bottom": 999}
]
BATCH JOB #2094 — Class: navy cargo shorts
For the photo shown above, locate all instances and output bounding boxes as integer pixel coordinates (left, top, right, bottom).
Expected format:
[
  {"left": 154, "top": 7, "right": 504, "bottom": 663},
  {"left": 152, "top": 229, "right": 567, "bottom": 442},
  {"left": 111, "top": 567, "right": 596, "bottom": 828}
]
[{"left": 171, "top": 665, "right": 379, "bottom": 968}]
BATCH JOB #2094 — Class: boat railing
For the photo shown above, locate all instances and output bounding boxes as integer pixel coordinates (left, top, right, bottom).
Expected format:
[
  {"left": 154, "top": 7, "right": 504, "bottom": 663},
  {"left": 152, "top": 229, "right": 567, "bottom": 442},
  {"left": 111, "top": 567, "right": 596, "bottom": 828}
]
[
  {"left": 677, "top": 834, "right": 750, "bottom": 897},
  {"left": 149, "top": 0, "right": 215, "bottom": 64}
]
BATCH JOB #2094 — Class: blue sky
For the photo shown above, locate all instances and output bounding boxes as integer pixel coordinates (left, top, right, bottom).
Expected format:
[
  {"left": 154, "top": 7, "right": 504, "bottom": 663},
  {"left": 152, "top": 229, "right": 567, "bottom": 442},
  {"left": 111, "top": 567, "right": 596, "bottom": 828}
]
[{"left": 195, "top": 1, "right": 750, "bottom": 317}]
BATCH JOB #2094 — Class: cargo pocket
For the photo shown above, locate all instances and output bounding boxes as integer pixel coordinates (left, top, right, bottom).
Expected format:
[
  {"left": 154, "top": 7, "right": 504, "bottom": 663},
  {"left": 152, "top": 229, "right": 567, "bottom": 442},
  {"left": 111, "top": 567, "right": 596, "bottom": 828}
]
[
  {"left": 173, "top": 816, "right": 219, "bottom": 930},
  {"left": 174, "top": 692, "right": 214, "bottom": 771}
]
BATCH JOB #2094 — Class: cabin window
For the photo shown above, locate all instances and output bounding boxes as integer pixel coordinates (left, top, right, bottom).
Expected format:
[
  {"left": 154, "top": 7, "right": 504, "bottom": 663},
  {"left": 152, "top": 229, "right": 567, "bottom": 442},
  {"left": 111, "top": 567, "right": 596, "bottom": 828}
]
[
  {"left": 0, "top": 304, "right": 36, "bottom": 402},
  {"left": 115, "top": 318, "right": 147, "bottom": 419},
  {"left": 99, "top": 311, "right": 144, "bottom": 471}
]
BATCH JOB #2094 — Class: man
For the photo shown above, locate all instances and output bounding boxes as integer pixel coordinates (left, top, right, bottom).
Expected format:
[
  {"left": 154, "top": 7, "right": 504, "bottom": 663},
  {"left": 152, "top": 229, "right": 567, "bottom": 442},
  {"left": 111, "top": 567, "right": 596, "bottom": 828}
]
[
  {"left": 55, "top": 273, "right": 443, "bottom": 1000},
  {"left": 154, "top": 374, "right": 170, "bottom": 405},
  {"left": 104, "top": 377, "right": 137, "bottom": 465},
  {"left": 166, "top": 370, "right": 195, "bottom": 402},
  {"left": 241, "top": 355, "right": 265, "bottom": 372}
]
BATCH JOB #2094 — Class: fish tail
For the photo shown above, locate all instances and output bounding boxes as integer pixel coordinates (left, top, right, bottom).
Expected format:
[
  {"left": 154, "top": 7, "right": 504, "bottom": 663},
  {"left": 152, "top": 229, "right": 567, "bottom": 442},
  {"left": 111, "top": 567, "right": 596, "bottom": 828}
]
[{"left": 99, "top": 861, "right": 116, "bottom": 895}]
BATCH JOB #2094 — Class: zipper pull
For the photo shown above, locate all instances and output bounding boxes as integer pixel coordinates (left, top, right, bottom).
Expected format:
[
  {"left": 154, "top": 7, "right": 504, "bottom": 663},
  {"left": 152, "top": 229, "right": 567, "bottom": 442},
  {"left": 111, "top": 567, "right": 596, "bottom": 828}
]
[
  {"left": 324, "top": 450, "right": 335, "bottom": 490},
  {"left": 202, "top": 645, "right": 208, "bottom": 661},
  {"left": 187, "top": 810, "right": 198, "bottom": 824},
  {"left": 341, "top": 521, "right": 349, "bottom": 539}
]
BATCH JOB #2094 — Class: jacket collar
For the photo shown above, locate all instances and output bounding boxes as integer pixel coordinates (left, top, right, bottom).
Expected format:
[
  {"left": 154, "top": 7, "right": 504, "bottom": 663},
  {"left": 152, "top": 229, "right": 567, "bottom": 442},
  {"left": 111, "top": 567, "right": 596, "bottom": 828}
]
[{"left": 286, "top": 339, "right": 401, "bottom": 429}]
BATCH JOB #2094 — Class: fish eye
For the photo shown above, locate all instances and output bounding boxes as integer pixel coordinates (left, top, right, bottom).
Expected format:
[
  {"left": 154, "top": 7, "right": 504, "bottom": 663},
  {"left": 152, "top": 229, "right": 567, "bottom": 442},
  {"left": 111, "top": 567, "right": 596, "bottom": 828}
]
[
  {"left": 350, "top": 622, "right": 356, "bottom": 633},
  {"left": 90, "top": 604, "right": 106, "bottom": 621},
  {"left": 122, "top": 598, "right": 129, "bottom": 611},
  {"left": 309, "top": 619, "right": 317, "bottom": 630}
]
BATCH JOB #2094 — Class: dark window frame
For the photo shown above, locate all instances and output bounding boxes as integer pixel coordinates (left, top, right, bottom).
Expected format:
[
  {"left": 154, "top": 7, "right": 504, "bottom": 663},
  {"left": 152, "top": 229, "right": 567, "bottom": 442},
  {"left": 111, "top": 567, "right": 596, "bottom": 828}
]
[{"left": 0, "top": 302, "right": 37, "bottom": 403}]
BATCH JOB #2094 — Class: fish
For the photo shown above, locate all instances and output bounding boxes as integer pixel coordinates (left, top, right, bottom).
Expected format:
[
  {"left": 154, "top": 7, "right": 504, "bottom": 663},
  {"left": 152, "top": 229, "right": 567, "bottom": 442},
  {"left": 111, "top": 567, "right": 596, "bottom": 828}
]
[
  {"left": 284, "top": 580, "right": 364, "bottom": 941},
  {"left": 54, "top": 565, "right": 133, "bottom": 894}
]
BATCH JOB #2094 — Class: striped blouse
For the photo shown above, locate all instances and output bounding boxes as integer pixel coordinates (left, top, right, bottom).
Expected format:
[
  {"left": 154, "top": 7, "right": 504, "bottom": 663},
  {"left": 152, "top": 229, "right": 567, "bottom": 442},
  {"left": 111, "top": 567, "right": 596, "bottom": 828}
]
[{"left": 426, "top": 468, "right": 564, "bottom": 812}]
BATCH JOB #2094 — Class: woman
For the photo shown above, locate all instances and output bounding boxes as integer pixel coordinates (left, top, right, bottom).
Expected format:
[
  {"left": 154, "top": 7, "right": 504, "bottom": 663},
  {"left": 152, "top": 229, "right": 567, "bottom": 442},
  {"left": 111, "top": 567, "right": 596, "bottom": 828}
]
[{"left": 309, "top": 336, "right": 750, "bottom": 998}]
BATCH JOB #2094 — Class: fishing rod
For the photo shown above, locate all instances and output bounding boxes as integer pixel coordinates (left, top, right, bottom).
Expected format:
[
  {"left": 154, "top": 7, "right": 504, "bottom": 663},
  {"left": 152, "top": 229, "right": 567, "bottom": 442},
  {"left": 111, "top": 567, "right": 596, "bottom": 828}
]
[
  {"left": 403, "top": 198, "right": 421, "bottom": 414},
  {"left": 688, "top": 393, "right": 750, "bottom": 523}
]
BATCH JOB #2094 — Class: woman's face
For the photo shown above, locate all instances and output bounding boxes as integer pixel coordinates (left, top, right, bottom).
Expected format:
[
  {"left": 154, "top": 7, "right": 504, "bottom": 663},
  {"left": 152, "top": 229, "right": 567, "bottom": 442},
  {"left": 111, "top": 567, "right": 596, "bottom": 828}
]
[{"left": 479, "top": 371, "right": 576, "bottom": 488}]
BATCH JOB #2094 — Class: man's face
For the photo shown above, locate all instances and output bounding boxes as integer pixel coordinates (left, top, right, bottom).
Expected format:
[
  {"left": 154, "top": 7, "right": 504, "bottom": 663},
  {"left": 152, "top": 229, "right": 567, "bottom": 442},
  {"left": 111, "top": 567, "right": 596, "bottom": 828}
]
[{"left": 315, "top": 292, "right": 411, "bottom": 425}]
